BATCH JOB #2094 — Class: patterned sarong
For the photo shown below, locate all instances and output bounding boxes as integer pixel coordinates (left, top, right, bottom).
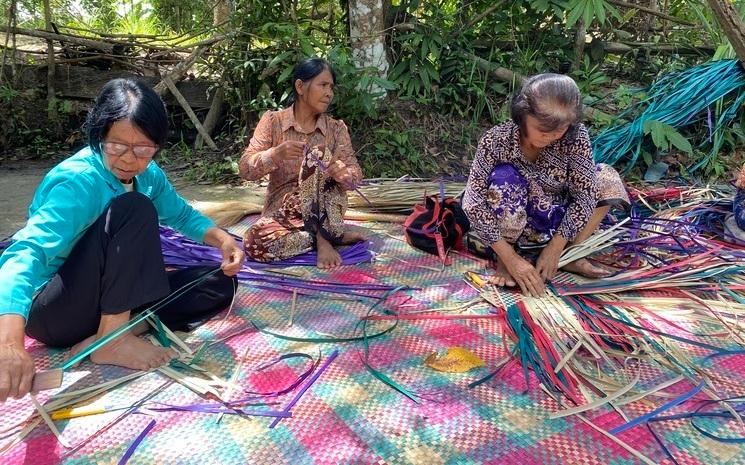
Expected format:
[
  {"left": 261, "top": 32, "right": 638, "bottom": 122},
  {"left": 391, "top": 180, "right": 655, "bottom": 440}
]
[
  {"left": 486, "top": 162, "right": 629, "bottom": 246},
  {"left": 243, "top": 146, "right": 347, "bottom": 262}
]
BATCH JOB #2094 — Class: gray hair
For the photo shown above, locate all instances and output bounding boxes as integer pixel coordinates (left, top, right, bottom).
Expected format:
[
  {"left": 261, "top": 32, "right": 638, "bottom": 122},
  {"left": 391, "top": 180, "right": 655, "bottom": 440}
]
[{"left": 510, "top": 73, "right": 583, "bottom": 137}]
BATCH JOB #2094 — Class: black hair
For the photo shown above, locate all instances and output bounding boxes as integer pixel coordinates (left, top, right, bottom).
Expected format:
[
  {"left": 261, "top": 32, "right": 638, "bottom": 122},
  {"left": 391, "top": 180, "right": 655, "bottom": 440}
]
[
  {"left": 286, "top": 57, "right": 336, "bottom": 107},
  {"left": 85, "top": 78, "right": 169, "bottom": 151},
  {"left": 510, "top": 73, "right": 583, "bottom": 139}
]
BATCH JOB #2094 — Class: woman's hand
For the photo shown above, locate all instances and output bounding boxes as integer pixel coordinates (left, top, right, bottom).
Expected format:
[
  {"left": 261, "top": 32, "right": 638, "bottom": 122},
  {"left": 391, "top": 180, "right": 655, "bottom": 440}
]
[
  {"left": 0, "top": 315, "right": 35, "bottom": 403},
  {"left": 204, "top": 228, "right": 245, "bottom": 276},
  {"left": 218, "top": 237, "right": 245, "bottom": 276},
  {"left": 272, "top": 140, "right": 305, "bottom": 163},
  {"left": 535, "top": 236, "right": 566, "bottom": 281},
  {"left": 492, "top": 240, "right": 545, "bottom": 297},
  {"left": 327, "top": 160, "right": 357, "bottom": 190},
  {"left": 502, "top": 254, "right": 546, "bottom": 297}
]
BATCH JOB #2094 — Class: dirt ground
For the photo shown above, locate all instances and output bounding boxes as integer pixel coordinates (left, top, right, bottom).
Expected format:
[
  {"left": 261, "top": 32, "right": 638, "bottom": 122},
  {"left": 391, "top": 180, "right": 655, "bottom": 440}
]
[{"left": 0, "top": 160, "right": 265, "bottom": 239}]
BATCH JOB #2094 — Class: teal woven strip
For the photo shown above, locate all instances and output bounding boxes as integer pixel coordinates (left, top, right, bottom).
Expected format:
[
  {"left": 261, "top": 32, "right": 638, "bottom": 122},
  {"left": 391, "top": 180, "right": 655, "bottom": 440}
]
[{"left": 151, "top": 315, "right": 170, "bottom": 348}]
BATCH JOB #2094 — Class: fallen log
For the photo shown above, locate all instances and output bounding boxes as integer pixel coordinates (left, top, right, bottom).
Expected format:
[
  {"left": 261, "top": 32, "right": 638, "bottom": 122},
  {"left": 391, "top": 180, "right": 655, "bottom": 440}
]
[
  {"left": 0, "top": 25, "right": 114, "bottom": 54},
  {"left": 4, "top": 63, "right": 213, "bottom": 108}
]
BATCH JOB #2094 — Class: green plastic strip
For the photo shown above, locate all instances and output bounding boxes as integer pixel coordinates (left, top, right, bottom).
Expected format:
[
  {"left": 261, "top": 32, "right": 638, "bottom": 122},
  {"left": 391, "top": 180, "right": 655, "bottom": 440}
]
[{"left": 151, "top": 315, "right": 171, "bottom": 348}]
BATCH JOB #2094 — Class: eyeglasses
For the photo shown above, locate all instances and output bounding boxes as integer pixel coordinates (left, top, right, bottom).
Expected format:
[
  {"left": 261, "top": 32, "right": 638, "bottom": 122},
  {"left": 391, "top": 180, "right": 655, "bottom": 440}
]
[{"left": 101, "top": 141, "right": 158, "bottom": 159}]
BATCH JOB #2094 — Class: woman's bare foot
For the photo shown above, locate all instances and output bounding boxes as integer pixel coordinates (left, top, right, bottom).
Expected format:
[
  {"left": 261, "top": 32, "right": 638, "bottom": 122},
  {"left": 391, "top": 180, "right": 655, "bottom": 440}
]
[
  {"left": 316, "top": 236, "right": 342, "bottom": 269},
  {"left": 341, "top": 230, "right": 367, "bottom": 244},
  {"left": 487, "top": 259, "right": 517, "bottom": 287},
  {"left": 561, "top": 258, "right": 613, "bottom": 278},
  {"left": 65, "top": 334, "right": 98, "bottom": 367},
  {"left": 90, "top": 332, "right": 176, "bottom": 371}
]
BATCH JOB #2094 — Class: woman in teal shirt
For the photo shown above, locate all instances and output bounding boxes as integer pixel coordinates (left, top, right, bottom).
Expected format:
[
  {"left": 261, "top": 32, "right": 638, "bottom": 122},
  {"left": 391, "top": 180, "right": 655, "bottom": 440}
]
[{"left": 0, "top": 79, "right": 244, "bottom": 402}]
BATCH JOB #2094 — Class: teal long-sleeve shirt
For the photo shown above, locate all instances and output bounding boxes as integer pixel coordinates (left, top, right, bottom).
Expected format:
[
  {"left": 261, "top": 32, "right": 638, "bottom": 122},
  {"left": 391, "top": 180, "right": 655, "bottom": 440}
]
[{"left": 0, "top": 146, "right": 215, "bottom": 321}]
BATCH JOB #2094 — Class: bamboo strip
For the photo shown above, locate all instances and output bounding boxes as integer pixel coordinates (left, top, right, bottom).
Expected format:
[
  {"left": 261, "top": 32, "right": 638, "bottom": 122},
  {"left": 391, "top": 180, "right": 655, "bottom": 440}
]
[
  {"left": 541, "top": 386, "right": 657, "bottom": 465},
  {"left": 549, "top": 372, "right": 639, "bottom": 419},
  {"left": 216, "top": 341, "right": 252, "bottom": 424},
  {"left": 30, "top": 395, "right": 72, "bottom": 448}
]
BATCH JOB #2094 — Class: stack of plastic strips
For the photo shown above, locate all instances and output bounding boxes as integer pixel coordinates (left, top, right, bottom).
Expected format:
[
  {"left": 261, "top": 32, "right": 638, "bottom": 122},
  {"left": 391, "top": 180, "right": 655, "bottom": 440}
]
[
  {"left": 160, "top": 226, "right": 374, "bottom": 271},
  {"left": 592, "top": 59, "right": 745, "bottom": 171},
  {"left": 465, "top": 183, "right": 745, "bottom": 464},
  {"left": 159, "top": 226, "right": 400, "bottom": 302}
]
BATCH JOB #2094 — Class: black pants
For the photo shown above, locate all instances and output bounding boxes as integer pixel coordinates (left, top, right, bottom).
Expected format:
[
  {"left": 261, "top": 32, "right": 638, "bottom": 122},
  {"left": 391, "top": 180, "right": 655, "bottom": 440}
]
[{"left": 25, "top": 192, "right": 236, "bottom": 348}]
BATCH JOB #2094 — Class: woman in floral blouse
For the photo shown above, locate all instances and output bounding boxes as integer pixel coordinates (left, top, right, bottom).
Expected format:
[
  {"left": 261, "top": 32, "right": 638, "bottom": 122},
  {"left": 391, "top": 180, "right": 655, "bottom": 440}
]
[
  {"left": 462, "top": 73, "right": 629, "bottom": 297},
  {"left": 239, "top": 58, "right": 365, "bottom": 269}
]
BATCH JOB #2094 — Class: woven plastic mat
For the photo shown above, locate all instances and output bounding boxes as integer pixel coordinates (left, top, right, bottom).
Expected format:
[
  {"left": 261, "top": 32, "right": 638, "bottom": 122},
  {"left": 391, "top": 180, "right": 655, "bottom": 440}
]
[{"left": 2, "top": 220, "right": 745, "bottom": 464}]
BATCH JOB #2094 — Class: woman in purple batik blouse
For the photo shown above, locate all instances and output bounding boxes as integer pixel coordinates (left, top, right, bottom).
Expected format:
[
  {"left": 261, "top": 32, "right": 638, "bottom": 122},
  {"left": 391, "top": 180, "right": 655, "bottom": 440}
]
[{"left": 462, "top": 73, "right": 629, "bottom": 298}]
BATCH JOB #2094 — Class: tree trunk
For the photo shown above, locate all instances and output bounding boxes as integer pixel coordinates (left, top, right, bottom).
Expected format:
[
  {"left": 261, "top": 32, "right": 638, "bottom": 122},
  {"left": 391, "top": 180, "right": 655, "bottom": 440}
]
[
  {"left": 214, "top": 0, "right": 231, "bottom": 27},
  {"left": 706, "top": 0, "right": 745, "bottom": 63},
  {"left": 42, "top": 0, "right": 57, "bottom": 123},
  {"left": 0, "top": 1, "right": 17, "bottom": 85},
  {"left": 572, "top": 19, "right": 586, "bottom": 71},
  {"left": 640, "top": 0, "right": 657, "bottom": 41},
  {"left": 196, "top": 0, "right": 231, "bottom": 149},
  {"left": 348, "top": 0, "right": 390, "bottom": 94}
]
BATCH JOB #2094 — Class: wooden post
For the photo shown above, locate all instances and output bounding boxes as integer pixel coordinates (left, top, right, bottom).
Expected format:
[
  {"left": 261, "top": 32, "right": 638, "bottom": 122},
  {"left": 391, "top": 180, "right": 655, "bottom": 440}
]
[
  {"left": 195, "top": 88, "right": 224, "bottom": 149},
  {"left": 163, "top": 77, "right": 218, "bottom": 150},
  {"left": 706, "top": 0, "right": 745, "bottom": 63},
  {"left": 153, "top": 45, "right": 208, "bottom": 96},
  {"left": 0, "top": 1, "right": 19, "bottom": 85}
]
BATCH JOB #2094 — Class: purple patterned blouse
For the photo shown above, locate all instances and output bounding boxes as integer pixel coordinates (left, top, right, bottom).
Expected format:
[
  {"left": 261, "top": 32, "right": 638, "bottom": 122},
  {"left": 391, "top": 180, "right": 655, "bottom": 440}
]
[{"left": 462, "top": 121, "right": 599, "bottom": 245}]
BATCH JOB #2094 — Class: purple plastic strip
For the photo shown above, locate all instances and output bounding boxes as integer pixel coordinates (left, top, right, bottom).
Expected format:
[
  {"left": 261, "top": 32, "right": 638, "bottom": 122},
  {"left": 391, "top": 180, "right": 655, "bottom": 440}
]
[
  {"left": 269, "top": 349, "right": 340, "bottom": 429},
  {"left": 306, "top": 144, "right": 373, "bottom": 207},
  {"left": 159, "top": 226, "right": 405, "bottom": 298},
  {"left": 147, "top": 404, "right": 290, "bottom": 418},
  {"left": 118, "top": 419, "right": 156, "bottom": 465},
  {"left": 246, "top": 352, "right": 318, "bottom": 397}
]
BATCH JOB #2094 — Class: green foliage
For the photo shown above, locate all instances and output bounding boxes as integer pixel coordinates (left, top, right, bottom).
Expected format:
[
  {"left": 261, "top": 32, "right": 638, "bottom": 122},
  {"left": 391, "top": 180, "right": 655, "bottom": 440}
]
[
  {"left": 566, "top": 0, "right": 621, "bottom": 27},
  {"left": 1, "top": 0, "right": 743, "bottom": 180},
  {"left": 388, "top": 25, "right": 442, "bottom": 98},
  {"left": 643, "top": 120, "right": 693, "bottom": 154},
  {"left": 114, "top": 2, "right": 161, "bottom": 36},
  {"left": 0, "top": 86, "right": 20, "bottom": 103},
  {"left": 364, "top": 125, "right": 436, "bottom": 177},
  {"left": 148, "top": 0, "right": 213, "bottom": 33},
  {"left": 571, "top": 56, "right": 610, "bottom": 97}
]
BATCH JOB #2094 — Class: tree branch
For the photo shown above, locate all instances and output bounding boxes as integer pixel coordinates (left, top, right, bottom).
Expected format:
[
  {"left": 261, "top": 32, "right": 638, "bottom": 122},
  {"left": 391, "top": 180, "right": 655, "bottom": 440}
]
[
  {"left": 468, "top": 53, "right": 616, "bottom": 122},
  {"left": 606, "top": 0, "right": 694, "bottom": 26},
  {"left": 163, "top": 76, "right": 218, "bottom": 150}
]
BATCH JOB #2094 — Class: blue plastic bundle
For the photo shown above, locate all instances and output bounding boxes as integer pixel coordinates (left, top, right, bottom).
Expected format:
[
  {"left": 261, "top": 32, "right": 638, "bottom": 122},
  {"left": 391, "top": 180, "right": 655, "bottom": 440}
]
[{"left": 592, "top": 59, "right": 745, "bottom": 171}]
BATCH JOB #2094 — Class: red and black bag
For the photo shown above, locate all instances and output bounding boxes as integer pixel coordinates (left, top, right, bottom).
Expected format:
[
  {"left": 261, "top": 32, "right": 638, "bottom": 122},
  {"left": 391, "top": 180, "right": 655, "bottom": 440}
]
[{"left": 404, "top": 195, "right": 470, "bottom": 265}]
